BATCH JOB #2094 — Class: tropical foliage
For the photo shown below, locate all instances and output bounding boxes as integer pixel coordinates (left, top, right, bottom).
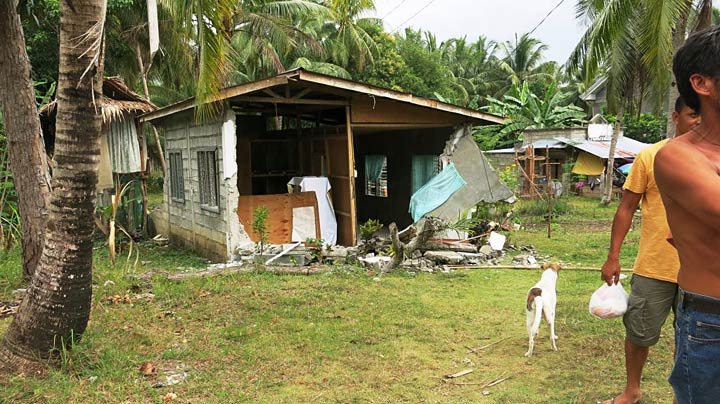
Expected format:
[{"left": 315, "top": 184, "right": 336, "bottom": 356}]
[
  {"left": 20, "top": 0, "right": 589, "bottom": 149},
  {"left": 475, "top": 81, "right": 587, "bottom": 150}
]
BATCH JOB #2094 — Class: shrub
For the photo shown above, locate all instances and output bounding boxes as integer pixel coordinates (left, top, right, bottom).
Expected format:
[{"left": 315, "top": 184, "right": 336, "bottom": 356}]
[
  {"left": 252, "top": 206, "right": 269, "bottom": 254},
  {"left": 359, "top": 219, "right": 383, "bottom": 241}
]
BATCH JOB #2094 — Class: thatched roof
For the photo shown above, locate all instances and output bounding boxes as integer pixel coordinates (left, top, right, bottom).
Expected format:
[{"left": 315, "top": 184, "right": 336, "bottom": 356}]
[{"left": 40, "top": 77, "right": 156, "bottom": 123}]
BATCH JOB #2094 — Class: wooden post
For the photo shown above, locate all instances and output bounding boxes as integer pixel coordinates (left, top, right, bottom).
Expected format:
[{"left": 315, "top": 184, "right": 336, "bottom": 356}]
[
  {"left": 546, "top": 146, "right": 552, "bottom": 239},
  {"left": 345, "top": 106, "right": 357, "bottom": 246},
  {"left": 524, "top": 147, "right": 532, "bottom": 196},
  {"left": 135, "top": 117, "right": 149, "bottom": 236}
]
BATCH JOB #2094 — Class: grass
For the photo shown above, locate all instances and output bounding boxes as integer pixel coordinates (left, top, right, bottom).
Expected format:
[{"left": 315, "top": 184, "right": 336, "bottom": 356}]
[
  {"left": 0, "top": 196, "right": 672, "bottom": 403},
  {"left": 509, "top": 196, "right": 641, "bottom": 268}
]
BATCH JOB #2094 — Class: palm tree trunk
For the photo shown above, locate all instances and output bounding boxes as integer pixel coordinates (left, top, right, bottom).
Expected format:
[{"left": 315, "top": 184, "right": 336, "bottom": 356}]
[
  {"left": 666, "top": 0, "right": 694, "bottom": 139},
  {"left": 134, "top": 41, "right": 165, "bottom": 175},
  {"left": 0, "top": 0, "right": 52, "bottom": 282},
  {"left": 0, "top": 0, "right": 106, "bottom": 373},
  {"left": 601, "top": 109, "right": 623, "bottom": 206}
]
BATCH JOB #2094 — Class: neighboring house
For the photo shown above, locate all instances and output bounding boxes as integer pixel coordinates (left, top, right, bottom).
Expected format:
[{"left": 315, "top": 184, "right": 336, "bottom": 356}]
[
  {"left": 486, "top": 118, "right": 650, "bottom": 196},
  {"left": 141, "top": 68, "right": 513, "bottom": 262},
  {"left": 580, "top": 76, "right": 656, "bottom": 116},
  {"left": 40, "top": 77, "right": 156, "bottom": 233}
]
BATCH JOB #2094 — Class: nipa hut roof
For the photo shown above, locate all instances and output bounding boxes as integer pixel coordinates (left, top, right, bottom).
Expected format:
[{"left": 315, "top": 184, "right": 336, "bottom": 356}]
[{"left": 40, "top": 77, "right": 156, "bottom": 123}]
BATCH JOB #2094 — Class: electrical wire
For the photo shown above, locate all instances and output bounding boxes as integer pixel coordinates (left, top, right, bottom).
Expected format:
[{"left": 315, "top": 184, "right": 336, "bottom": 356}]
[
  {"left": 381, "top": 0, "right": 409, "bottom": 19},
  {"left": 528, "top": 0, "right": 566, "bottom": 36},
  {"left": 391, "top": 0, "right": 438, "bottom": 33}
]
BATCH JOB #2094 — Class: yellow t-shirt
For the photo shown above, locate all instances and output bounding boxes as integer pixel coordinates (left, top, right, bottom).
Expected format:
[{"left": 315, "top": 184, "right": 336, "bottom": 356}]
[{"left": 623, "top": 139, "right": 679, "bottom": 282}]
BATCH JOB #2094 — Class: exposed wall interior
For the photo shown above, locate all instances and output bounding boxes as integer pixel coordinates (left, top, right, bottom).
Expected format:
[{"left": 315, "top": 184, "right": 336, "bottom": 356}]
[{"left": 354, "top": 128, "right": 451, "bottom": 229}]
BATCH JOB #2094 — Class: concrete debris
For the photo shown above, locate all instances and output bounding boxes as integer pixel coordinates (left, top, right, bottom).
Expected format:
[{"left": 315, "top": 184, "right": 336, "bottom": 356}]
[
  {"left": 358, "top": 255, "right": 392, "bottom": 269},
  {"left": 198, "top": 222, "right": 525, "bottom": 273},
  {"left": 423, "top": 251, "right": 465, "bottom": 265}
]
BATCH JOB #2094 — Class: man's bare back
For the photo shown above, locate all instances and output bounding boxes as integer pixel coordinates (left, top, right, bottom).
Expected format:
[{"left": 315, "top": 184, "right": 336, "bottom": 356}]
[{"left": 655, "top": 130, "right": 720, "bottom": 298}]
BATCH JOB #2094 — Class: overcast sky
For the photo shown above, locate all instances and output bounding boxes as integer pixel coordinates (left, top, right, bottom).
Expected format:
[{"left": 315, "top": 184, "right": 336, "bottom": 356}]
[{"left": 367, "top": 0, "right": 589, "bottom": 64}]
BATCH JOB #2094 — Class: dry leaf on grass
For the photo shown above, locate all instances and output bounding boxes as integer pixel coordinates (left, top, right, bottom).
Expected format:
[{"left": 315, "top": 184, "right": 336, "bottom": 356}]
[{"left": 139, "top": 362, "right": 156, "bottom": 376}]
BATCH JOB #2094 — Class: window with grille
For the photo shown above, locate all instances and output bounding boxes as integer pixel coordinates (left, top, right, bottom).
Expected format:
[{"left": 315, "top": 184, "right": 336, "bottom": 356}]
[
  {"left": 168, "top": 151, "right": 185, "bottom": 202},
  {"left": 197, "top": 150, "right": 219, "bottom": 210},
  {"left": 365, "top": 155, "right": 388, "bottom": 197}
]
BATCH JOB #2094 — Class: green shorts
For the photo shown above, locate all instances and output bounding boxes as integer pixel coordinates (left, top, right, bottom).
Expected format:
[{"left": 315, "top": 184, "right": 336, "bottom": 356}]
[{"left": 623, "top": 274, "right": 678, "bottom": 347}]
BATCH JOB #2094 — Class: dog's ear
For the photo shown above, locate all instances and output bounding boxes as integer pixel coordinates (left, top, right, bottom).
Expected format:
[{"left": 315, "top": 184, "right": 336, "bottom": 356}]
[
  {"left": 541, "top": 262, "right": 550, "bottom": 270},
  {"left": 549, "top": 263, "right": 561, "bottom": 272}
]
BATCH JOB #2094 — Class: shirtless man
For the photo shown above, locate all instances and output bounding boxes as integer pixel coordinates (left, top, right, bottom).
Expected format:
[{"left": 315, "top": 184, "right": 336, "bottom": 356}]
[
  {"left": 600, "top": 97, "right": 698, "bottom": 404},
  {"left": 655, "top": 25, "right": 720, "bottom": 404}
]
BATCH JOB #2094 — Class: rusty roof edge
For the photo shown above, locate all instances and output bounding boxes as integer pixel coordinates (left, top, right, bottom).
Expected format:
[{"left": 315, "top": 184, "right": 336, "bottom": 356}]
[{"left": 140, "top": 68, "right": 506, "bottom": 125}]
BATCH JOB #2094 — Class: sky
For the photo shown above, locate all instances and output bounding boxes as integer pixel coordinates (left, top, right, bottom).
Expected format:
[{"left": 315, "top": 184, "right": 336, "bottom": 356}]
[{"left": 367, "top": 0, "right": 589, "bottom": 64}]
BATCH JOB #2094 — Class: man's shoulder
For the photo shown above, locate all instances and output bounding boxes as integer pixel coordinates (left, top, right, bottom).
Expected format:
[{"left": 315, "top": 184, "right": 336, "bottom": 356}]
[
  {"left": 638, "top": 139, "right": 670, "bottom": 158},
  {"left": 654, "top": 137, "right": 700, "bottom": 176},
  {"left": 657, "top": 137, "right": 697, "bottom": 158}
]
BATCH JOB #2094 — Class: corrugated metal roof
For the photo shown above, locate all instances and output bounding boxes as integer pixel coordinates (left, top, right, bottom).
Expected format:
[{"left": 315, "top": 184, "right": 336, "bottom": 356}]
[
  {"left": 557, "top": 136, "right": 650, "bottom": 159},
  {"left": 486, "top": 136, "right": 651, "bottom": 159}
]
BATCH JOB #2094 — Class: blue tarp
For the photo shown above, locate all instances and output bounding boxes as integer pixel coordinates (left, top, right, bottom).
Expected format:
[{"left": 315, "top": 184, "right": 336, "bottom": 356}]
[{"left": 409, "top": 163, "right": 467, "bottom": 222}]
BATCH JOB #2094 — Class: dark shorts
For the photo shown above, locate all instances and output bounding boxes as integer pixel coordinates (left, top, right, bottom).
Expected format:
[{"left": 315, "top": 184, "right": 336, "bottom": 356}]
[
  {"left": 670, "top": 289, "right": 720, "bottom": 404},
  {"left": 623, "top": 274, "right": 678, "bottom": 347}
]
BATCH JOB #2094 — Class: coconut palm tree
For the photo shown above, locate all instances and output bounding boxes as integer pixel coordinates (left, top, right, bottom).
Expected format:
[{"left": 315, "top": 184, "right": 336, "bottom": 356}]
[
  {"left": 438, "top": 35, "right": 505, "bottom": 107},
  {"left": 569, "top": 0, "right": 712, "bottom": 204},
  {"left": 321, "top": 0, "right": 379, "bottom": 72},
  {"left": 498, "top": 33, "right": 554, "bottom": 90},
  {"left": 161, "top": 0, "right": 325, "bottom": 118},
  {"left": 0, "top": 0, "right": 52, "bottom": 282},
  {"left": 0, "top": 0, "right": 105, "bottom": 372}
]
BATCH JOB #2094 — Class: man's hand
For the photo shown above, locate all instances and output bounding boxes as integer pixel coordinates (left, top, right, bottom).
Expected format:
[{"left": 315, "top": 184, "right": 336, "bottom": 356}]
[{"left": 601, "top": 257, "right": 621, "bottom": 285}]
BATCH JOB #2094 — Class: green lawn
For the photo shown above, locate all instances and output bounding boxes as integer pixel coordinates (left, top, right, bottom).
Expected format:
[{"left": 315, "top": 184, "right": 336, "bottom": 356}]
[{"left": 0, "top": 196, "right": 673, "bottom": 404}]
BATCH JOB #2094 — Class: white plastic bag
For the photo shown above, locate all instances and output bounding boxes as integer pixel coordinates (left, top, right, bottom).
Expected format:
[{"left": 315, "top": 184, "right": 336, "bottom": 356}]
[{"left": 589, "top": 282, "right": 629, "bottom": 319}]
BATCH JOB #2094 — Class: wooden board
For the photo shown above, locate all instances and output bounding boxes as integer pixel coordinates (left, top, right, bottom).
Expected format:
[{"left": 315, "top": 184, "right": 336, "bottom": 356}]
[
  {"left": 351, "top": 94, "right": 465, "bottom": 125},
  {"left": 237, "top": 138, "right": 252, "bottom": 195},
  {"left": 237, "top": 192, "right": 320, "bottom": 244}
]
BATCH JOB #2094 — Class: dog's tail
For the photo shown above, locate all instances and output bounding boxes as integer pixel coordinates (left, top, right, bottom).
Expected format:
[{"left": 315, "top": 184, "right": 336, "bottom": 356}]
[
  {"left": 526, "top": 287, "right": 542, "bottom": 311},
  {"left": 528, "top": 293, "right": 544, "bottom": 336}
]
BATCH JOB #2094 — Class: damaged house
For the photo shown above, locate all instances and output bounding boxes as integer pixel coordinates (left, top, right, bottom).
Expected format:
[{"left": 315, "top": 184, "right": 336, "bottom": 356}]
[
  {"left": 142, "top": 69, "right": 513, "bottom": 262},
  {"left": 40, "top": 77, "right": 157, "bottom": 234}
]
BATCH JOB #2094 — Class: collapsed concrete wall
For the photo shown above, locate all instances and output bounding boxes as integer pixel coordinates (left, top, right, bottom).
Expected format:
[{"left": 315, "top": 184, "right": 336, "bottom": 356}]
[{"left": 428, "top": 125, "right": 514, "bottom": 222}]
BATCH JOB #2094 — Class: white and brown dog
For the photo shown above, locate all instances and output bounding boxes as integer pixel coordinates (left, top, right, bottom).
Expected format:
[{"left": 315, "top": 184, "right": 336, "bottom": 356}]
[{"left": 525, "top": 262, "right": 561, "bottom": 357}]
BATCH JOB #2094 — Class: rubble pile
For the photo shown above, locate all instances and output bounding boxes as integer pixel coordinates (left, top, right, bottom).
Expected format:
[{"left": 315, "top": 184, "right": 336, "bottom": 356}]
[{"left": 224, "top": 219, "right": 526, "bottom": 273}]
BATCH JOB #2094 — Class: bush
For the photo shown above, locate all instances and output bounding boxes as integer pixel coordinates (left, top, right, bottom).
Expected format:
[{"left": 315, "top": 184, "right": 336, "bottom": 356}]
[
  {"left": 518, "top": 198, "right": 571, "bottom": 217},
  {"left": 623, "top": 112, "right": 667, "bottom": 144},
  {"left": 498, "top": 164, "right": 519, "bottom": 192},
  {"left": 147, "top": 173, "right": 164, "bottom": 193},
  {"left": 359, "top": 219, "right": 383, "bottom": 242}
]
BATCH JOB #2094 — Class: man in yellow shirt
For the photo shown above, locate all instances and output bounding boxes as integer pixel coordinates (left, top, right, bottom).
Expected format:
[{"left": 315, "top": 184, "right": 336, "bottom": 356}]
[{"left": 601, "top": 97, "right": 699, "bottom": 404}]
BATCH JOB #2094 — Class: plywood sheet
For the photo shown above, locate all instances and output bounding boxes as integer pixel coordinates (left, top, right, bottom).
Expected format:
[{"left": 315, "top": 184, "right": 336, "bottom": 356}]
[
  {"left": 329, "top": 177, "right": 351, "bottom": 214},
  {"left": 327, "top": 138, "right": 349, "bottom": 176},
  {"left": 237, "top": 192, "right": 320, "bottom": 244}
]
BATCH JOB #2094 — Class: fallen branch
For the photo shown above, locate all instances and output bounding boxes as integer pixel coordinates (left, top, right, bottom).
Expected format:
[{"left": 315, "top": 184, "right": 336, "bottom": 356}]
[
  {"left": 444, "top": 265, "right": 634, "bottom": 272},
  {"left": 482, "top": 374, "right": 511, "bottom": 388},
  {"left": 444, "top": 369, "right": 474, "bottom": 379},
  {"left": 466, "top": 337, "right": 510, "bottom": 354},
  {"left": 383, "top": 217, "right": 444, "bottom": 273},
  {"left": 134, "top": 265, "right": 337, "bottom": 281}
]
